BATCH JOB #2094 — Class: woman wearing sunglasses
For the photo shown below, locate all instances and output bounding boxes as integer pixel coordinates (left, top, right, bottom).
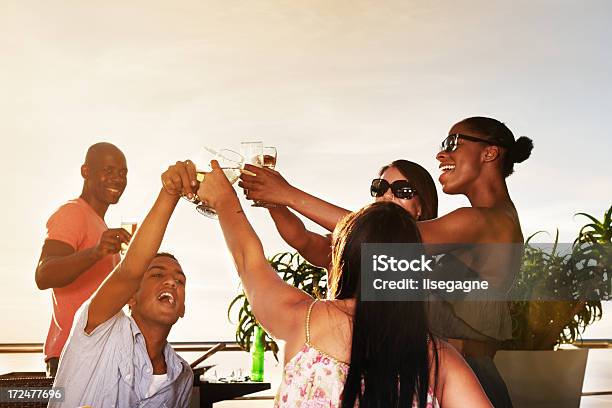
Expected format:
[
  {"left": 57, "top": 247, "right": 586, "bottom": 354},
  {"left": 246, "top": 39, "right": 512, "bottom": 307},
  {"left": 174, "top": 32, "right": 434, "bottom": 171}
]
[
  {"left": 423, "top": 117, "right": 533, "bottom": 407},
  {"left": 199, "top": 163, "right": 492, "bottom": 407},
  {"left": 245, "top": 160, "right": 438, "bottom": 268}
]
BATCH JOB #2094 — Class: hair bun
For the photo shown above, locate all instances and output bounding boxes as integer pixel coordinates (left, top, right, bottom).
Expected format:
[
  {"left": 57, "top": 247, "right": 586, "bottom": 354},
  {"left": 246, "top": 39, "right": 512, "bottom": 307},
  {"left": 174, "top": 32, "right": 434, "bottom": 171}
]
[{"left": 509, "top": 136, "right": 533, "bottom": 163}]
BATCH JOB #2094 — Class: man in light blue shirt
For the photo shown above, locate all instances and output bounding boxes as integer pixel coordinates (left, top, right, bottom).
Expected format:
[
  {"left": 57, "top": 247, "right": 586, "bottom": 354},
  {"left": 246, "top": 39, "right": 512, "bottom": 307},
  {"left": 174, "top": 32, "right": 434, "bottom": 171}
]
[{"left": 50, "top": 160, "right": 200, "bottom": 408}]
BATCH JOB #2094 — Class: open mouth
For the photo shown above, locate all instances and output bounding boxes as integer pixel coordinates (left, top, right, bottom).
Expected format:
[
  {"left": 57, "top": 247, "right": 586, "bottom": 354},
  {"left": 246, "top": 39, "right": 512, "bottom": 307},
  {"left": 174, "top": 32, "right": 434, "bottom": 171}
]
[
  {"left": 106, "top": 187, "right": 122, "bottom": 195},
  {"left": 440, "top": 164, "right": 456, "bottom": 173},
  {"left": 157, "top": 291, "right": 176, "bottom": 305}
]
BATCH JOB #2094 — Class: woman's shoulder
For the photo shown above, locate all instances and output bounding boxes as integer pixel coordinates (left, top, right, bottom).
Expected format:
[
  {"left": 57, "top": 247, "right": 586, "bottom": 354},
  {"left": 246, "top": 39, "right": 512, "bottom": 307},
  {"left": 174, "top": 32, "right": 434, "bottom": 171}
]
[
  {"left": 449, "top": 206, "right": 521, "bottom": 239},
  {"left": 308, "top": 299, "right": 354, "bottom": 362},
  {"left": 310, "top": 299, "right": 354, "bottom": 328}
]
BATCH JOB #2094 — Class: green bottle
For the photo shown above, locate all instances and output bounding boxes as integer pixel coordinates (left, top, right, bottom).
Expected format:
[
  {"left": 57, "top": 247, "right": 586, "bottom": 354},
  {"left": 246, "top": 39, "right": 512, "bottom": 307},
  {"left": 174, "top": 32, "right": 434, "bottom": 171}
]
[{"left": 250, "top": 325, "right": 265, "bottom": 382}]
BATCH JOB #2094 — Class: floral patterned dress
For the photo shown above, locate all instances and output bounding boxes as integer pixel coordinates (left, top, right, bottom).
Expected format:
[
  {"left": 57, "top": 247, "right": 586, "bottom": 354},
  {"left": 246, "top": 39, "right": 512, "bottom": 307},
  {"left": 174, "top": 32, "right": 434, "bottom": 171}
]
[{"left": 274, "top": 301, "right": 439, "bottom": 408}]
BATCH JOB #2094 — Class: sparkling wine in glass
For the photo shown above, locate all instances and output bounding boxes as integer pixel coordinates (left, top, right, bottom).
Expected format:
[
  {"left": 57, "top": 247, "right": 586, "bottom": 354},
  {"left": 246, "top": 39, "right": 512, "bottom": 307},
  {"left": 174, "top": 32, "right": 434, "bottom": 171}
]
[
  {"left": 192, "top": 148, "right": 244, "bottom": 219},
  {"left": 120, "top": 220, "right": 138, "bottom": 254},
  {"left": 262, "top": 146, "right": 277, "bottom": 169},
  {"left": 252, "top": 146, "right": 278, "bottom": 207}
]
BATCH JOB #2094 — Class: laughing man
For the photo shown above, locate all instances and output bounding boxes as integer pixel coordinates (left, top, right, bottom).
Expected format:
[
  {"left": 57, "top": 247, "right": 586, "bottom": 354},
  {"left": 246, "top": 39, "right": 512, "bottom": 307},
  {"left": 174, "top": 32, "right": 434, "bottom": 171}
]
[
  {"left": 50, "top": 160, "right": 200, "bottom": 407},
  {"left": 36, "top": 142, "right": 130, "bottom": 377}
]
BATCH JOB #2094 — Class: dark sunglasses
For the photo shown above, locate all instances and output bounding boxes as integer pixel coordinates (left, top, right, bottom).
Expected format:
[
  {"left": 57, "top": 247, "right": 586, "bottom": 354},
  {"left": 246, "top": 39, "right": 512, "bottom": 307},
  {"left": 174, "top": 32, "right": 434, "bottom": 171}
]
[
  {"left": 370, "top": 179, "right": 417, "bottom": 200},
  {"left": 440, "top": 133, "right": 506, "bottom": 153}
]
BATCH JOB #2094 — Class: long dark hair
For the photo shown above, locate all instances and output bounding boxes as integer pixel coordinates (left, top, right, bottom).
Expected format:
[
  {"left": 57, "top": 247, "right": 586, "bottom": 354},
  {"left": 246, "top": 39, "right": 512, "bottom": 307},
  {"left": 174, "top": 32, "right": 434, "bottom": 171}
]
[
  {"left": 329, "top": 202, "right": 437, "bottom": 408},
  {"left": 379, "top": 160, "right": 438, "bottom": 220},
  {"left": 460, "top": 116, "right": 534, "bottom": 177}
]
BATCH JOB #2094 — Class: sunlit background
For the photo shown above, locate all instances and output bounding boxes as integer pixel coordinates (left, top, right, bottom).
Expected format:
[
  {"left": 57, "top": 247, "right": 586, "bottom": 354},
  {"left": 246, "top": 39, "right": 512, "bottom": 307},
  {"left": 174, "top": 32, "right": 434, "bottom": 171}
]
[{"left": 1, "top": 0, "right": 611, "bottom": 405}]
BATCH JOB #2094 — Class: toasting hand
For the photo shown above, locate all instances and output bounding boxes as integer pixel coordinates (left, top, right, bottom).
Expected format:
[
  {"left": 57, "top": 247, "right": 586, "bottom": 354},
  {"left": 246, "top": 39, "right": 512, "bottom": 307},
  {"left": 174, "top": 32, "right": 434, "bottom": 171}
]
[
  {"left": 94, "top": 228, "right": 132, "bottom": 259},
  {"left": 197, "top": 160, "right": 238, "bottom": 209},
  {"left": 238, "top": 164, "right": 294, "bottom": 206},
  {"left": 161, "top": 160, "right": 198, "bottom": 199}
]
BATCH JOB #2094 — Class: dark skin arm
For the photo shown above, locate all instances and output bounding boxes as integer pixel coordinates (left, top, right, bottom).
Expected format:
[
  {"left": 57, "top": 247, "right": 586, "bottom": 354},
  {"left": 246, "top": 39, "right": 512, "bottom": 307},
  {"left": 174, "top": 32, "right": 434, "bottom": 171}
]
[
  {"left": 418, "top": 206, "right": 521, "bottom": 252},
  {"left": 418, "top": 208, "right": 488, "bottom": 247},
  {"left": 35, "top": 228, "right": 131, "bottom": 290},
  {"left": 239, "top": 164, "right": 350, "bottom": 232},
  {"left": 268, "top": 206, "right": 332, "bottom": 268}
]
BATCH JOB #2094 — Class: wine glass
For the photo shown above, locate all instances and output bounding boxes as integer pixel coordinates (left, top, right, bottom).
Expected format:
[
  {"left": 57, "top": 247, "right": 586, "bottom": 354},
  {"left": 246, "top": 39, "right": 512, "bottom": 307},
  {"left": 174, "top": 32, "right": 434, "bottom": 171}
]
[
  {"left": 120, "top": 219, "right": 138, "bottom": 255},
  {"left": 240, "top": 142, "right": 263, "bottom": 167},
  {"left": 184, "top": 147, "right": 244, "bottom": 219},
  {"left": 252, "top": 146, "right": 278, "bottom": 207}
]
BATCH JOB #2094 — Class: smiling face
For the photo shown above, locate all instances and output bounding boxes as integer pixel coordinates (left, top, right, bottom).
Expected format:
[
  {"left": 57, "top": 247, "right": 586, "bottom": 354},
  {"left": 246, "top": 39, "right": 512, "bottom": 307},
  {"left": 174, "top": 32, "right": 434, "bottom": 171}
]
[
  {"left": 82, "top": 146, "right": 128, "bottom": 205},
  {"left": 129, "top": 256, "right": 186, "bottom": 327},
  {"left": 436, "top": 122, "right": 491, "bottom": 195},
  {"left": 375, "top": 166, "right": 423, "bottom": 219}
]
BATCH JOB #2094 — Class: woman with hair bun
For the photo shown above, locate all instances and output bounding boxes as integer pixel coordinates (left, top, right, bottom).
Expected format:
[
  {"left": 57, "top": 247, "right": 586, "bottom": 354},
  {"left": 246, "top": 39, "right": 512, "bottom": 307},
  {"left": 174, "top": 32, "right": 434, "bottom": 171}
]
[{"left": 418, "top": 116, "right": 533, "bottom": 407}]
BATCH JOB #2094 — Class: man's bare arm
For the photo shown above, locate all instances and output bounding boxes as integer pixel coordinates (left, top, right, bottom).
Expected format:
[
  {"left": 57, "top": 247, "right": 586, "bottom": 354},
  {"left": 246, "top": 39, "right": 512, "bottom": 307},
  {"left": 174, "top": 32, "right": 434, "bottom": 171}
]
[{"left": 35, "top": 229, "right": 130, "bottom": 290}]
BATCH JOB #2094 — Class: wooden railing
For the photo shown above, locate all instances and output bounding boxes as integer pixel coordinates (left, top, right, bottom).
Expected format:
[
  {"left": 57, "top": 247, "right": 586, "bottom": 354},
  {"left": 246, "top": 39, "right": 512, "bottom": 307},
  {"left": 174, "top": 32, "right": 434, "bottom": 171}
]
[
  {"left": 2, "top": 339, "right": 610, "bottom": 354},
  {"left": 0, "top": 341, "right": 244, "bottom": 354},
  {"left": 2, "top": 340, "right": 611, "bottom": 399}
]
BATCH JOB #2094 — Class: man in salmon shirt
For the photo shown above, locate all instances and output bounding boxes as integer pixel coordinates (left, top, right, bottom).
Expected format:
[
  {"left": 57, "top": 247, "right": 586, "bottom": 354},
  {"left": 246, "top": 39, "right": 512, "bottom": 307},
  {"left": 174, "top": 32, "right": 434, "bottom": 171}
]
[{"left": 35, "top": 142, "right": 130, "bottom": 377}]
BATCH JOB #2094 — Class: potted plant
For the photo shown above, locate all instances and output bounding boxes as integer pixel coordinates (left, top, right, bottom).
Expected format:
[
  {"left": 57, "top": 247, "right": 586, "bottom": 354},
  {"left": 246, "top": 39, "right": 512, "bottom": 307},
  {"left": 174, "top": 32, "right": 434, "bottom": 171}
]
[
  {"left": 495, "top": 205, "right": 611, "bottom": 408},
  {"left": 227, "top": 252, "right": 328, "bottom": 361}
]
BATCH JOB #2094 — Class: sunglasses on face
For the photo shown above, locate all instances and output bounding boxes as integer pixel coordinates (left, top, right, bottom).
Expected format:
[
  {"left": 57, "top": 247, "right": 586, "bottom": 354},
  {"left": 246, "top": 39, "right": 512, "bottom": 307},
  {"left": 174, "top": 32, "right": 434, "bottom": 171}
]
[
  {"left": 440, "top": 133, "right": 505, "bottom": 153},
  {"left": 370, "top": 179, "right": 417, "bottom": 200}
]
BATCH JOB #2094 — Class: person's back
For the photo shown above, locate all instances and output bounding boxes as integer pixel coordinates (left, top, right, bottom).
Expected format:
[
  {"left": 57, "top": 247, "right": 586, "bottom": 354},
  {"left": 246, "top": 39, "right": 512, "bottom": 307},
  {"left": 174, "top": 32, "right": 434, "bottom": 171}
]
[{"left": 276, "top": 299, "right": 441, "bottom": 407}]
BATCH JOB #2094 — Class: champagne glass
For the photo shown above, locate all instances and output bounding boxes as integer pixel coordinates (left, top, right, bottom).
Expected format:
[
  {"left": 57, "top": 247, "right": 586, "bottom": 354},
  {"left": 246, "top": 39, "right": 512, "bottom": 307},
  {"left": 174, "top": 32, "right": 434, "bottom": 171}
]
[
  {"left": 240, "top": 141, "right": 263, "bottom": 167},
  {"left": 120, "top": 219, "right": 138, "bottom": 254},
  {"left": 252, "top": 146, "right": 278, "bottom": 207},
  {"left": 184, "top": 147, "right": 244, "bottom": 219}
]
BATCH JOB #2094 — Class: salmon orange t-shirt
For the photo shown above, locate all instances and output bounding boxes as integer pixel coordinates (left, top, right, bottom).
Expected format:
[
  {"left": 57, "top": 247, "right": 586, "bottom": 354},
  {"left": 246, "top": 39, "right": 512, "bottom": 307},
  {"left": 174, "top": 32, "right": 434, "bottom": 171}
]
[{"left": 43, "top": 198, "right": 120, "bottom": 361}]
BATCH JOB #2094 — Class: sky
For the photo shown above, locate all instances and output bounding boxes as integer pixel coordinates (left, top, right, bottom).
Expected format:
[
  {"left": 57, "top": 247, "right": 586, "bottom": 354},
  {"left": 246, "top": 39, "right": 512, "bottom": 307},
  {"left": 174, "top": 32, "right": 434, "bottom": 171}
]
[{"left": 1, "top": 0, "right": 611, "bottom": 346}]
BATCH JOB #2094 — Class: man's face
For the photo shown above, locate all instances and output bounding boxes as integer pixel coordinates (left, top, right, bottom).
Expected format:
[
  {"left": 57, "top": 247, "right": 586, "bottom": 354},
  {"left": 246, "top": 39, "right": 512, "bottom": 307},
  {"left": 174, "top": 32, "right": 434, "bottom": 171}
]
[
  {"left": 83, "top": 149, "right": 128, "bottom": 205},
  {"left": 130, "top": 256, "right": 186, "bottom": 326}
]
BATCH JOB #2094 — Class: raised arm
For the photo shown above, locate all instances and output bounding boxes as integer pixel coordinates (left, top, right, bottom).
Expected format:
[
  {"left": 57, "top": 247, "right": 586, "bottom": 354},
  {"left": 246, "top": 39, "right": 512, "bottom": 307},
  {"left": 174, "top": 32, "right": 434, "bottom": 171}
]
[
  {"left": 35, "top": 231, "right": 130, "bottom": 290},
  {"left": 418, "top": 206, "right": 521, "bottom": 250},
  {"left": 200, "top": 161, "right": 312, "bottom": 341},
  {"left": 268, "top": 206, "right": 331, "bottom": 268},
  {"left": 417, "top": 208, "right": 504, "bottom": 253},
  {"left": 85, "top": 161, "right": 197, "bottom": 333},
  {"left": 239, "top": 165, "right": 350, "bottom": 232}
]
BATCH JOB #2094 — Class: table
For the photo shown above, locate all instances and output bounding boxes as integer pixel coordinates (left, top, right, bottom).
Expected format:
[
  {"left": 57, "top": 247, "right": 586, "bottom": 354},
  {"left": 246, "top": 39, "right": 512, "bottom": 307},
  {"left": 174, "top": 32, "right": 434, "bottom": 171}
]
[{"left": 196, "top": 381, "right": 271, "bottom": 408}]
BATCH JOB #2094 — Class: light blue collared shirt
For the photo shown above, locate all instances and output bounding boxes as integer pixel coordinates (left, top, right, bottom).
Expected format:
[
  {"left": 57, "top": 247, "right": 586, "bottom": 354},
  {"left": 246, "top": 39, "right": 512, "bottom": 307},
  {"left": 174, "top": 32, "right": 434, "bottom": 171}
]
[{"left": 49, "top": 302, "right": 193, "bottom": 408}]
